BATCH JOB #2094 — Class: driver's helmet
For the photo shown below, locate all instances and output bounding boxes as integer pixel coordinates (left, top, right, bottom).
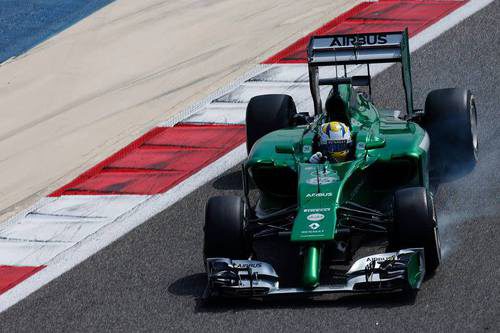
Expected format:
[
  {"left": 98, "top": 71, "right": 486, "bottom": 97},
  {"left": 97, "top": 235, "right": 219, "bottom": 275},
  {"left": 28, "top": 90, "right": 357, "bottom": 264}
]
[{"left": 319, "top": 121, "right": 352, "bottom": 162}]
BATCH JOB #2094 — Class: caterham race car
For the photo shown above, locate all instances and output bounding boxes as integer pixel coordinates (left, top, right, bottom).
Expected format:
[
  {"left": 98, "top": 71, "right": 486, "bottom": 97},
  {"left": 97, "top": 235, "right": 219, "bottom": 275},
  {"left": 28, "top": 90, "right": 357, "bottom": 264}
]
[{"left": 203, "top": 30, "right": 478, "bottom": 298}]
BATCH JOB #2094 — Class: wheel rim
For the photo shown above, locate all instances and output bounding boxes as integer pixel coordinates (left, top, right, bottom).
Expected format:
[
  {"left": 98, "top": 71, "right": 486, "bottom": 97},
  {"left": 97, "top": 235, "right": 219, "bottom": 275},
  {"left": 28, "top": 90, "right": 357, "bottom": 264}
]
[
  {"left": 469, "top": 96, "right": 479, "bottom": 160},
  {"left": 434, "top": 227, "right": 442, "bottom": 264}
]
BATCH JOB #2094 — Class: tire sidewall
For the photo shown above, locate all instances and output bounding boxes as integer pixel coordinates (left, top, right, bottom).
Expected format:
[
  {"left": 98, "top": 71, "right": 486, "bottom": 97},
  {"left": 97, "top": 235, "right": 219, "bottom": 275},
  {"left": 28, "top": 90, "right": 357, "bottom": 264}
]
[
  {"left": 391, "top": 187, "right": 441, "bottom": 272},
  {"left": 203, "top": 196, "right": 249, "bottom": 260}
]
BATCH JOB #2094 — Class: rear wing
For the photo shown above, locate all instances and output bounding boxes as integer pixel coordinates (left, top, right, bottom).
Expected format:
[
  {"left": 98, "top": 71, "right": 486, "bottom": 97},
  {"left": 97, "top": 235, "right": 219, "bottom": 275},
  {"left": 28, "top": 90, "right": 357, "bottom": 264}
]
[{"left": 307, "top": 29, "right": 414, "bottom": 116}]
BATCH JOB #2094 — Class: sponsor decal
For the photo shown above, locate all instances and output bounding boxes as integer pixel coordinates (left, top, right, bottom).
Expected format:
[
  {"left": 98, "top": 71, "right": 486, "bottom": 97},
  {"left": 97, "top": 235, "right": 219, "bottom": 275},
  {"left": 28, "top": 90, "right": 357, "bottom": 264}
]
[
  {"left": 366, "top": 255, "right": 396, "bottom": 263},
  {"left": 306, "top": 176, "right": 338, "bottom": 185},
  {"left": 302, "top": 145, "right": 312, "bottom": 154},
  {"left": 307, "top": 213, "right": 325, "bottom": 222},
  {"left": 309, "top": 169, "right": 336, "bottom": 177},
  {"left": 308, "top": 222, "right": 320, "bottom": 230},
  {"left": 306, "top": 192, "right": 333, "bottom": 198},
  {"left": 303, "top": 208, "right": 331, "bottom": 213},
  {"left": 329, "top": 34, "right": 388, "bottom": 47},
  {"left": 310, "top": 170, "right": 328, "bottom": 176},
  {"left": 301, "top": 229, "right": 324, "bottom": 235},
  {"left": 233, "top": 263, "right": 262, "bottom": 268}
]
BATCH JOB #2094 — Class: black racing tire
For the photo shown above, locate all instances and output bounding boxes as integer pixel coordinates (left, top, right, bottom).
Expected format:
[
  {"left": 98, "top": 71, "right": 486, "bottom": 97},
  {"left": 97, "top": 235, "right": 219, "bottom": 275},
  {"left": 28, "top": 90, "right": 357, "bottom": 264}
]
[
  {"left": 246, "top": 94, "right": 297, "bottom": 153},
  {"left": 203, "top": 196, "right": 250, "bottom": 260},
  {"left": 423, "top": 88, "right": 478, "bottom": 179},
  {"left": 390, "top": 187, "right": 441, "bottom": 273}
]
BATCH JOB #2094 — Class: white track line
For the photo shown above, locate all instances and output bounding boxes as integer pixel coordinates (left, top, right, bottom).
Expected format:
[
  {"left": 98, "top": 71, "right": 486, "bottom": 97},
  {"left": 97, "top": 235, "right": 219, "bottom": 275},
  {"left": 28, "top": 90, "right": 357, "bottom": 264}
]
[
  {"left": 0, "top": 0, "right": 493, "bottom": 314},
  {"left": 158, "top": 65, "right": 270, "bottom": 127},
  {"left": 0, "top": 196, "right": 149, "bottom": 265}
]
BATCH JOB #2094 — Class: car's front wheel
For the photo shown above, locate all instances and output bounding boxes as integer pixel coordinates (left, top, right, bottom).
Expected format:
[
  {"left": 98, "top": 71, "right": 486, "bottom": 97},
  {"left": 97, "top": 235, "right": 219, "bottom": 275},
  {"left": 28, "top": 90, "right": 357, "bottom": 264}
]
[
  {"left": 203, "top": 196, "right": 250, "bottom": 261},
  {"left": 390, "top": 187, "right": 441, "bottom": 273}
]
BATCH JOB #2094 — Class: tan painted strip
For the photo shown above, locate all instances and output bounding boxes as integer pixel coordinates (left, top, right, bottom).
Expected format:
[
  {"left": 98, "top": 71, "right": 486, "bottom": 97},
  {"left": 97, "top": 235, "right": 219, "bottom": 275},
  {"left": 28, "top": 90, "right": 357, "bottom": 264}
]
[{"left": 0, "top": 0, "right": 361, "bottom": 222}]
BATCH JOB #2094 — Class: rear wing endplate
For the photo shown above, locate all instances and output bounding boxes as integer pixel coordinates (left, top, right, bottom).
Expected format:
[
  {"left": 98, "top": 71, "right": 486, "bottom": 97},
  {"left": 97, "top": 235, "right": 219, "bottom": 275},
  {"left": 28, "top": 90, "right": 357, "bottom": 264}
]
[{"left": 307, "top": 29, "right": 414, "bottom": 116}]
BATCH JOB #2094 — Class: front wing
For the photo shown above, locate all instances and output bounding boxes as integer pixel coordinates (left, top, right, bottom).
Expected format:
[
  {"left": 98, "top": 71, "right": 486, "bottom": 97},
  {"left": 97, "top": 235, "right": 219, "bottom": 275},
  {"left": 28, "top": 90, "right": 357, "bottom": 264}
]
[{"left": 204, "top": 249, "right": 425, "bottom": 298}]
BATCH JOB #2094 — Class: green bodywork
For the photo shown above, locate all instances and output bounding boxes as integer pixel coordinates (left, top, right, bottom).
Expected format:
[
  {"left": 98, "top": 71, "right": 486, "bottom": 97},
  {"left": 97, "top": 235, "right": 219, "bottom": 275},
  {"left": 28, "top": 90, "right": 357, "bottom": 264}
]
[
  {"left": 244, "top": 30, "right": 428, "bottom": 288},
  {"left": 246, "top": 85, "right": 429, "bottom": 288}
]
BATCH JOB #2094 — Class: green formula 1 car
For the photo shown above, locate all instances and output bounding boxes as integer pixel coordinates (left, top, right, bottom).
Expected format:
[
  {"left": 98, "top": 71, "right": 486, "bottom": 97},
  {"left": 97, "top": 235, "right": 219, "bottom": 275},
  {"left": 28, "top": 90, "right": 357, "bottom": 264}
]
[{"left": 203, "top": 30, "right": 478, "bottom": 298}]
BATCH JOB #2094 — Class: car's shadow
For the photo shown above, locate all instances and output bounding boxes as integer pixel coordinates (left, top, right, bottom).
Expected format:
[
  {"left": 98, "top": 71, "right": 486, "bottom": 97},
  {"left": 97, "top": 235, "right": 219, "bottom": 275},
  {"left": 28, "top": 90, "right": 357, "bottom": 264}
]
[
  {"left": 212, "top": 170, "right": 244, "bottom": 191},
  {"left": 167, "top": 273, "right": 417, "bottom": 313},
  {"left": 212, "top": 169, "right": 258, "bottom": 191}
]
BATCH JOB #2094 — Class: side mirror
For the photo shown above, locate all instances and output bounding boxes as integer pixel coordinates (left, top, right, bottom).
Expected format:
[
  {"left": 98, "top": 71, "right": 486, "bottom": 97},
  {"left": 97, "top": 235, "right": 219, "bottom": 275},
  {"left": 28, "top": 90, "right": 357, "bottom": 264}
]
[
  {"left": 291, "top": 112, "right": 312, "bottom": 126},
  {"left": 365, "top": 136, "right": 385, "bottom": 150},
  {"left": 275, "top": 144, "right": 295, "bottom": 154}
]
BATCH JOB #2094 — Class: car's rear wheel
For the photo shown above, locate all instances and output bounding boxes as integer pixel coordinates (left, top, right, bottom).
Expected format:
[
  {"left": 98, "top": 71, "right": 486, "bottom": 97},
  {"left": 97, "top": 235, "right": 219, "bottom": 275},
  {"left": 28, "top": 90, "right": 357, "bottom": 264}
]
[
  {"left": 204, "top": 196, "right": 250, "bottom": 261},
  {"left": 423, "top": 88, "right": 478, "bottom": 179},
  {"left": 246, "top": 94, "right": 297, "bottom": 153},
  {"left": 390, "top": 187, "right": 441, "bottom": 273}
]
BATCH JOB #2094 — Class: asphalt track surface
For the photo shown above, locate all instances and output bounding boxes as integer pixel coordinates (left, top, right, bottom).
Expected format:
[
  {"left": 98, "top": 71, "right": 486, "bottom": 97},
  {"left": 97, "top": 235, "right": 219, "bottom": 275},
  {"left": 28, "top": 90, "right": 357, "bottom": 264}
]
[{"left": 2, "top": 2, "right": 499, "bottom": 332}]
